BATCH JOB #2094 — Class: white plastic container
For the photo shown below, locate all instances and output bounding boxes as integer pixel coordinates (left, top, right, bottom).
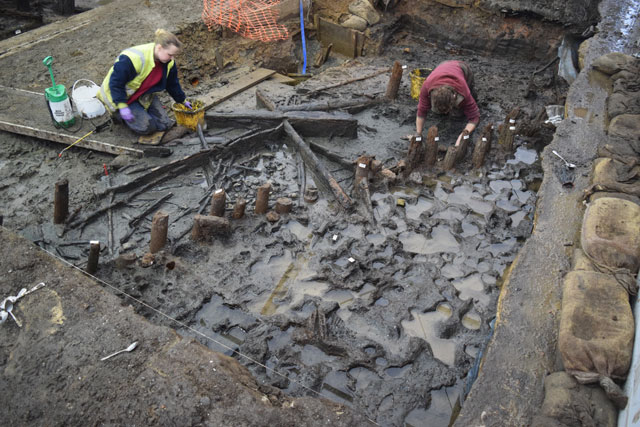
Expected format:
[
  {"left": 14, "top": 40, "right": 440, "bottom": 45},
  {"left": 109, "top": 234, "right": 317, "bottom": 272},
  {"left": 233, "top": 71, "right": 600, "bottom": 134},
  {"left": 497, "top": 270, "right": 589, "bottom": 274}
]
[{"left": 72, "top": 79, "right": 106, "bottom": 119}]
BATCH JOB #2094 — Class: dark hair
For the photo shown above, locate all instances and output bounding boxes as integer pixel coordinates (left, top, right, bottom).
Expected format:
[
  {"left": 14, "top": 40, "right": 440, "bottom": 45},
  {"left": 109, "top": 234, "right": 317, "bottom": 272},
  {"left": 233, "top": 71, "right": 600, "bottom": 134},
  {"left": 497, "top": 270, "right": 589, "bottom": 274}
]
[{"left": 431, "top": 86, "right": 456, "bottom": 114}]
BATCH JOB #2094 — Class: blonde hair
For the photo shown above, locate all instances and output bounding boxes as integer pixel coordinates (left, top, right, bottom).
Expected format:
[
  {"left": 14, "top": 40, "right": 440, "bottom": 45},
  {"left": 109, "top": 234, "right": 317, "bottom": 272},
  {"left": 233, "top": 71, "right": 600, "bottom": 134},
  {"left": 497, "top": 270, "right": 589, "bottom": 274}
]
[{"left": 154, "top": 29, "right": 182, "bottom": 50}]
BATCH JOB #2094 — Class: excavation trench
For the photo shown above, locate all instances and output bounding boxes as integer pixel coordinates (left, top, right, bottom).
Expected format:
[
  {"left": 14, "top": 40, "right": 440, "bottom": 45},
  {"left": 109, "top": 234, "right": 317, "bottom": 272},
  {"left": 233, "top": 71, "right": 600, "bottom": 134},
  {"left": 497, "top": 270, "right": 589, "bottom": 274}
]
[{"left": 0, "top": 1, "right": 582, "bottom": 425}]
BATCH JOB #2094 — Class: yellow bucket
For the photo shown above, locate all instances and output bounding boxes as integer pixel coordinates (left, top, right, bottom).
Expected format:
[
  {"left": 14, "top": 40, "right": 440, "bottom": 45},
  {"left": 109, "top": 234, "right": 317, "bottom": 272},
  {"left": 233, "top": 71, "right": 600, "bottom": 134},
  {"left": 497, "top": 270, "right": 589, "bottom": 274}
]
[
  {"left": 410, "top": 68, "right": 433, "bottom": 100},
  {"left": 171, "top": 99, "right": 205, "bottom": 131}
]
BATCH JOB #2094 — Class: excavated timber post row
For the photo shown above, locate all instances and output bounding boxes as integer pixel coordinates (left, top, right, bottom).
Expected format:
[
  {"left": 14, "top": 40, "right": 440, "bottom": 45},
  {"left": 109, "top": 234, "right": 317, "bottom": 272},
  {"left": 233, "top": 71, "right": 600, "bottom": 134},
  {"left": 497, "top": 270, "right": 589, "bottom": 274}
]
[
  {"left": 86, "top": 240, "right": 100, "bottom": 274},
  {"left": 210, "top": 189, "right": 226, "bottom": 217},
  {"left": 406, "top": 135, "right": 425, "bottom": 173},
  {"left": 53, "top": 179, "right": 69, "bottom": 224},
  {"left": 498, "top": 107, "right": 520, "bottom": 152},
  {"left": 149, "top": 211, "right": 169, "bottom": 253}
]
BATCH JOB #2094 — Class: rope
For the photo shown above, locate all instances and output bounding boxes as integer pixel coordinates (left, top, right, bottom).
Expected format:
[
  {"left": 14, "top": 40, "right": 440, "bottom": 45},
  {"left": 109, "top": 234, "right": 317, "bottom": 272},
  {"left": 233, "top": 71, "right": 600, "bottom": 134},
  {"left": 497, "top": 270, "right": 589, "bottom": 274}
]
[
  {"left": 37, "top": 246, "right": 380, "bottom": 425},
  {"left": 583, "top": 250, "right": 638, "bottom": 296}
]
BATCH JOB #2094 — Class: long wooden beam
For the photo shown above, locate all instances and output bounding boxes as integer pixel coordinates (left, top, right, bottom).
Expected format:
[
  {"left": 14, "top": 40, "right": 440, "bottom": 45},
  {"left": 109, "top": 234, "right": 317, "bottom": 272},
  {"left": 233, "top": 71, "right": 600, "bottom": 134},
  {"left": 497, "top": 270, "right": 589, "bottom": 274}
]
[
  {"left": 0, "top": 120, "right": 144, "bottom": 157},
  {"left": 205, "top": 110, "right": 357, "bottom": 138}
]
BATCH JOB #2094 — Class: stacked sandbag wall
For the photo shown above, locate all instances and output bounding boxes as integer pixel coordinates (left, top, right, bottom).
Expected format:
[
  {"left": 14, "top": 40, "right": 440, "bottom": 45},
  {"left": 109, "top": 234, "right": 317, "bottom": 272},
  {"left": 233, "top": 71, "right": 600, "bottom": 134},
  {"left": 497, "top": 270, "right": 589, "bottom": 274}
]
[{"left": 533, "top": 52, "right": 640, "bottom": 426}]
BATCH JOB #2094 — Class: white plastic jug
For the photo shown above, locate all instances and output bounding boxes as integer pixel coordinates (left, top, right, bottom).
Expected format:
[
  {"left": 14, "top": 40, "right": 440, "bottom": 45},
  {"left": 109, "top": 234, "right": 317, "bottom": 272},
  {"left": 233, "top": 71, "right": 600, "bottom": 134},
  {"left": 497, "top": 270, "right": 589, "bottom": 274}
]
[{"left": 72, "top": 79, "right": 106, "bottom": 119}]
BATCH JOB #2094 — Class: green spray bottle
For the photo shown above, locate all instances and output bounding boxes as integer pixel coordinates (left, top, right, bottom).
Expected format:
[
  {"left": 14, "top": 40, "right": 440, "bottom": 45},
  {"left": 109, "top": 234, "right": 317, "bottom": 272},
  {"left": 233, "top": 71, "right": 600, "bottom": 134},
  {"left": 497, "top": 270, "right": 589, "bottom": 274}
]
[{"left": 43, "top": 56, "right": 75, "bottom": 128}]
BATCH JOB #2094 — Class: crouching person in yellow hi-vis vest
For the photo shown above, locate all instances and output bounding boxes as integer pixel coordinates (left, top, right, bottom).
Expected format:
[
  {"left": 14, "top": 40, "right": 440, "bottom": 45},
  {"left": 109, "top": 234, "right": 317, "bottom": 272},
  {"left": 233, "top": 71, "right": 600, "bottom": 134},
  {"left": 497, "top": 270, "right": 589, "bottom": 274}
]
[{"left": 98, "top": 29, "right": 191, "bottom": 135}]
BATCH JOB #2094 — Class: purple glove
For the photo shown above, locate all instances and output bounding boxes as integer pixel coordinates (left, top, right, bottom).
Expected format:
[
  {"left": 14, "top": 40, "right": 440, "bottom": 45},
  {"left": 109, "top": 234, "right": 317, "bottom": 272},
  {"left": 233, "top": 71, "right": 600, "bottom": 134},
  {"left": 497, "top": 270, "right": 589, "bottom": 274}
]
[
  {"left": 184, "top": 101, "right": 192, "bottom": 110},
  {"left": 119, "top": 106, "right": 134, "bottom": 122}
]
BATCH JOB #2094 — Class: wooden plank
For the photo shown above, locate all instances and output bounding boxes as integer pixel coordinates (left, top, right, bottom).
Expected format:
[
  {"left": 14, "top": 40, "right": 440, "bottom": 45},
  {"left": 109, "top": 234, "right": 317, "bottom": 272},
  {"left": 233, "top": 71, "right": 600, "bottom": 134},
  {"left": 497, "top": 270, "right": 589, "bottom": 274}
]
[
  {"left": 315, "top": 16, "right": 363, "bottom": 58},
  {"left": 199, "top": 68, "right": 276, "bottom": 110},
  {"left": 270, "top": 73, "right": 297, "bottom": 85},
  {"left": 0, "top": 120, "right": 143, "bottom": 157},
  {"left": 204, "top": 110, "right": 358, "bottom": 138}
]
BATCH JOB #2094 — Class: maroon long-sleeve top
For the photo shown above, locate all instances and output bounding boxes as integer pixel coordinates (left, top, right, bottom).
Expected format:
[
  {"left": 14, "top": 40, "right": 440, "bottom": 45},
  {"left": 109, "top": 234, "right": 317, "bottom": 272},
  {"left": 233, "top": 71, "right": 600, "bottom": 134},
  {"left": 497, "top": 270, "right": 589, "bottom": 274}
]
[{"left": 416, "top": 60, "right": 480, "bottom": 124}]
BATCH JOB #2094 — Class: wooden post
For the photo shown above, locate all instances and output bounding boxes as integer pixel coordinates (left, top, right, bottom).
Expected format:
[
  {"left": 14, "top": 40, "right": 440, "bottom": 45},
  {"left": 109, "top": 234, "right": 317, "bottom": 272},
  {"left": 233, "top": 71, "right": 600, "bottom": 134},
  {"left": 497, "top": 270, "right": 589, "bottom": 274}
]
[
  {"left": 149, "top": 211, "right": 169, "bottom": 253},
  {"left": 56, "top": 0, "right": 75, "bottom": 15},
  {"left": 455, "top": 130, "right": 471, "bottom": 163},
  {"left": 406, "top": 135, "right": 425, "bottom": 172},
  {"left": 425, "top": 126, "right": 438, "bottom": 167},
  {"left": 210, "top": 189, "right": 226, "bottom": 217},
  {"left": 472, "top": 123, "right": 493, "bottom": 169},
  {"left": 54, "top": 179, "right": 69, "bottom": 224},
  {"left": 255, "top": 182, "right": 271, "bottom": 214},
  {"left": 498, "top": 107, "right": 519, "bottom": 152},
  {"left": 385, "top": 61, "right": 403, "bottom": 100},
  {"left": 443, "top": 146, "right": 458, "bottom": 170},
  {"left": 191, "top": 214, "right": 231, "bottom": 241},
  {"left": 232, "top": 197, "right": 246, "bottom": 219},
  {"left": 275, "top": 198, "right": 293, "bottom": 214},
  {"left": 0, "top": 215, "right": 3, "bottom": 226},
  {"left": 86, "top": 240, "right": 100, "bottom": 274}
]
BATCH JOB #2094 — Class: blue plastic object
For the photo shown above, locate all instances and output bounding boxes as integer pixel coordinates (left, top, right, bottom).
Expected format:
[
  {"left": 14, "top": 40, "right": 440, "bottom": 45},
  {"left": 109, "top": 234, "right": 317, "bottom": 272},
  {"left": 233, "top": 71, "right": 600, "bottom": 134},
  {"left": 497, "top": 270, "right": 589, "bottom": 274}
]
[{"left": 299, "top": 0, "right": 307, "bottom": 74}]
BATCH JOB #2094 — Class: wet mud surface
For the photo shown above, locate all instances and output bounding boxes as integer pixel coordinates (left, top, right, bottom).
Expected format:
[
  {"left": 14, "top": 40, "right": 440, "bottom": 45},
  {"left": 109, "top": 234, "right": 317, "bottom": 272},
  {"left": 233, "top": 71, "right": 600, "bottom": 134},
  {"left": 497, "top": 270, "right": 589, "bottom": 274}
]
[{"left": 0, "top": 0, "right": 584, "bottom": 425}]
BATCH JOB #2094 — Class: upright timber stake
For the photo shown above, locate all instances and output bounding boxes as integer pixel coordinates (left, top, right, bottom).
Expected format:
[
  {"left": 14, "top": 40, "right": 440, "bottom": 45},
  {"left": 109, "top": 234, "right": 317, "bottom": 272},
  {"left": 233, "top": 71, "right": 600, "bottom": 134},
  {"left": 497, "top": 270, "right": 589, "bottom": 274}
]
[
  {"left": 498, "top": 107, "right": 520, "bottom": 152},
  {"left": 385, "top": 61, "right": 403, "bottom": 100},
  {"left": 232, "top": 197, "right": 246, "bottom": 219},
  {"left": 406, "top": 135, "right": 425, "bottom": 173},
  {"left": 149, "top": 211, "right": 169, "bottom": 253},
  {"left": 275, "top": 197, "right": 293, "bottom": 214},
  {"left": 255, "top": 182, "right": 271, "bottom": 214},
  {"left": 455, "top": 130, "right": 471, "bottom": 163},
  {"left": 87, "top": 240, "right": 100, "bottom": 274},
  {"left": 210, "top": 189, "right": 226, "bottom": 217},
  {"left": 424, "top": 126, "right": 439, "bottom": 167},
  {"left": 54, "top": 179, "right": 69, "bottom": 224},
  {"left": 472, "top": 123, "right": 493, "bottom": 169},
  {"left": 443, "top": 146, "right": 459, "bottom": 171}
]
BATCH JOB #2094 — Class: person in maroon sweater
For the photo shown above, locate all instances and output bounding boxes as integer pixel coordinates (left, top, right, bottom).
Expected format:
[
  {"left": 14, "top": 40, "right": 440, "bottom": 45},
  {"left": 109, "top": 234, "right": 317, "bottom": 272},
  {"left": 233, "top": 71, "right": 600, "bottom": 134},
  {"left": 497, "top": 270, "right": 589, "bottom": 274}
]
[{"left": 415, "top": 60, "right": 479, "bottom": 146}]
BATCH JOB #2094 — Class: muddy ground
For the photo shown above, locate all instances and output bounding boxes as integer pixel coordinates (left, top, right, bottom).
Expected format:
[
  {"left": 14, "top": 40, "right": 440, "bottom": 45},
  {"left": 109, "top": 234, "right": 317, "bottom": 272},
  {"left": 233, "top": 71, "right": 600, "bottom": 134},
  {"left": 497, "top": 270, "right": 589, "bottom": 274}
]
[{"left": 0, "top": 0, "right": 629, "bottom": 425}]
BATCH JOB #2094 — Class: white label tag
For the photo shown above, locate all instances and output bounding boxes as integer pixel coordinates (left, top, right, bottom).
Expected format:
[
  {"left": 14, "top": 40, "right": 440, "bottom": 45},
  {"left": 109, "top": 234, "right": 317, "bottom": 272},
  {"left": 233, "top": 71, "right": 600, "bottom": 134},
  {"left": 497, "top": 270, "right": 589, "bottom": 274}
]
[
  {"left": 348, "top": 257, "right": 355, "bottom": 263},
  {"left": 509, "top": 126, "right": 516, "bottom": 131},
  {"left": 509, "top": 119, "right": 516, "bottom": 124},
  {"left": 434, "top": 137, "right": 440, "bottom": 142},
  {"left": 416, "top": 137, "right": 422, "bottom": 142},
  {"left": 482, "top": 137, "right": 487, "bottom": 142},
  {"left": 402, "top": 65, "right": 407, "bottom": 69},
  {"left": 359, "top": 163, "right": 367, "bottom": 168},
  {"left": 332, "top": 234, "right": 338, "bottom": 241},
  {"left": 215, "top": 189, "right": 223, "bottom": 194},
  {"left": 463, "top": 135, "right": 469, "bottom": 140}
]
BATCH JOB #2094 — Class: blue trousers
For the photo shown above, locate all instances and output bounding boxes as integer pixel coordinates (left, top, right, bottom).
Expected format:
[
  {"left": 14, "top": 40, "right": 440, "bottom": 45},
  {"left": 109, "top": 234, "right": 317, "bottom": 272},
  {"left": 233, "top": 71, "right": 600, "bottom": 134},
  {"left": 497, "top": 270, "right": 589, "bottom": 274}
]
[{"left": 119, "top": 96, "right": 174, "bottom": 135}]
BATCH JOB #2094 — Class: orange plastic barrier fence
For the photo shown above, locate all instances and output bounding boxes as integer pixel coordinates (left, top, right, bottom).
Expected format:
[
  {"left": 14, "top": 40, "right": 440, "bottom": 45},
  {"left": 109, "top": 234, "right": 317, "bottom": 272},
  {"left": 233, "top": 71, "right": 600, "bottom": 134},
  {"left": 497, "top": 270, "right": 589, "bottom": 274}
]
[{"left": 202, "top": 0, "right": 289, "bottom": 42}]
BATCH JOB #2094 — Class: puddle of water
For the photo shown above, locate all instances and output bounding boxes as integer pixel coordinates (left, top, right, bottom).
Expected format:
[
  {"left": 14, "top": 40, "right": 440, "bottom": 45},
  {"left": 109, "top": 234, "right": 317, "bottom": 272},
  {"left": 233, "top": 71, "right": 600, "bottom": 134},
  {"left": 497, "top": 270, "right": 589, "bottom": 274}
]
[
  {"left": 433, "top": 207, "right": 465, "bottom": 221},
  {"left": 301, "top": 344, "right": 336, "bottom": 365},
  {"left": 366, "top": 233, "right": 386, "bottom": 245},
  {"left": 461, "top": 221, "right": 479, "bottom": 237},
  {"left": 452, "top": 274, "right": 490, "bottom": 307},
  {"left": 496, "top": 199, "right": 520, "bottom": 213},
  {"left": 507, "top": 147, "right": 538, "bottom": 165},
  {"left": 489, "top": 180, "right": 513, "bottom": 193},
  {"left": 283, "top": 220, "right": 312, "bottom": 242},
  {"left": 267, "top": 327, "right": 294, "bottom": 353},
  {"left": 349, "top": 367, "right": 380, "bottom": 391},
  {"left": 510, "top": 211, "right": 527, "bottom": 227},
  {"left": 404, "top": 385, "right": 459, "bottom": 427},
  {"left": 487, "top": 237, "right": 517, "bottom": 257},
  {"left": 405, "top": 197, "right": 435, "bottom": 221},
  {"left": 402, "top": 306, "right": 456, "bottom": 366},
  {"left": 462, "top": 312, "right": 482, "bottom": 330},
  {"left": 385, "top": 363, "right": 413, "bottom": 378},
  {"left": 324, "top": 289, "right": 355, "bottom": 307},
  {"left": 376, "top": 357, "right": 388, "bottom": 367},
  {"left": 448, "top": 185, "right": 493, "bottom": 215},
  {"left": 399, "top": 225, "right": 460, "bottom": 255}
]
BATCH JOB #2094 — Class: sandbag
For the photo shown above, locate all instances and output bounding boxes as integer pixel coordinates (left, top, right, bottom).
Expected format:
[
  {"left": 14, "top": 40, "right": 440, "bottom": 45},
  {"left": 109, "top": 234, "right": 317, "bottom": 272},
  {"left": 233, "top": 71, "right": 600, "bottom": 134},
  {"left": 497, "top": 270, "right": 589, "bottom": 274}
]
[
  {"left": 531, "top": 372, "right": 617, "bottom": 427},
  {"left": 558, "top": 271, "right": 634, "bottom": 408},
  {"left": 581, "top": 197, "right": 640, "bottom": 273}
]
